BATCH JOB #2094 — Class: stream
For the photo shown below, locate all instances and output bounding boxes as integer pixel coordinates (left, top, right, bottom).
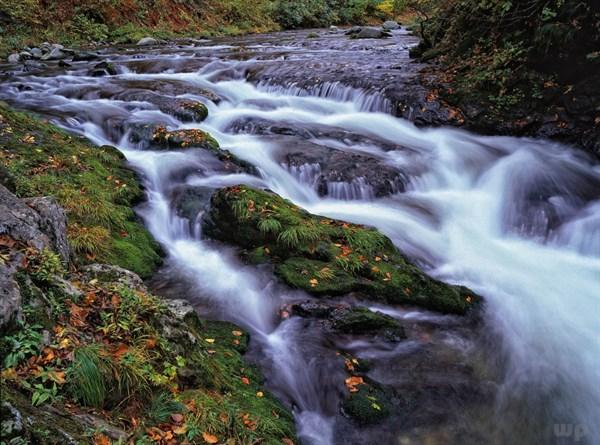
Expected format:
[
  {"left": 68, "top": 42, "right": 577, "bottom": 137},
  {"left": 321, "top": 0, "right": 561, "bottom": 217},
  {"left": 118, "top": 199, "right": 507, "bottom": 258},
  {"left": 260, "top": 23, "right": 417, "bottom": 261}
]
[{"left": 1, "top": 28, "right": 599, "bottom": 445}]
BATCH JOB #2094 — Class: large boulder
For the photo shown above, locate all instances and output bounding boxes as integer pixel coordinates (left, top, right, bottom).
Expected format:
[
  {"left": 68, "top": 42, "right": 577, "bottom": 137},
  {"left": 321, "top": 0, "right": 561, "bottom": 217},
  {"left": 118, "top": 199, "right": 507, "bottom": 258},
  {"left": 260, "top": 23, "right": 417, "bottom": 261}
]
[
  {"left": 353, "top": 28, "right": 392, "bottom": 39},
  {"left": 203, "top": 185, "right": 480, "bottom": 314},
  {"left": 137, "top": 37, "right": 159, "bottom": 46},
  {"left": 0, "top": 185, "right": 70, "bottom": 332}
]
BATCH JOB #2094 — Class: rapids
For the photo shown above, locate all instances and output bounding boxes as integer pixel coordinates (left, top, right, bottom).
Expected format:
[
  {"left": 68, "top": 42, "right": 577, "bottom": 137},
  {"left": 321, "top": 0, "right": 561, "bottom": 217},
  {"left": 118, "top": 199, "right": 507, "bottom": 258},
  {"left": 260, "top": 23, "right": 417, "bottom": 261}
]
[{"left": 1, "top": 28, "right": 598, "bottom": 445}]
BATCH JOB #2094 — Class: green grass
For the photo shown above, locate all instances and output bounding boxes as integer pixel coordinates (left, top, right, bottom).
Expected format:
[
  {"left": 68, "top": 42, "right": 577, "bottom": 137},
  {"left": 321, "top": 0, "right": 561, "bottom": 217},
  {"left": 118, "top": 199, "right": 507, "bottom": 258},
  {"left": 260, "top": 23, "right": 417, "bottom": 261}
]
[
  {"left": 68, "top": 344, "right": 112, "bottom": 408},
  {"left": 0, "top": 104, "right": 162, "bottom": 277}
]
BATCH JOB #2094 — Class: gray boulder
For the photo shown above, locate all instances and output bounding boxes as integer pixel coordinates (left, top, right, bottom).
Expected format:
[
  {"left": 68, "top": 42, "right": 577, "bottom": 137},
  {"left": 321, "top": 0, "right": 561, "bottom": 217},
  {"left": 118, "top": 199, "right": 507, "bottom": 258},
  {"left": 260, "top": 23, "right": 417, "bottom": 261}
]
[
  {"left": 382, "top": 20, "right": 400, "bottom": 30},
  {"left": 30, "top": 48, "right": 43, "bottom": 59},
  {"left": 353, "top": 27, "right": 392, "bottom": 39},
  {"left": 345, "top": 26, "right": 363, "bottom": 35},
  {"left": 0, "top": 185, "right": 70, "bottom": 332},
  {"left": 7, "top": 53, "right": 20, "bottom": 63},
  {"left": 137, "top": 37, "right": 159, "bottom": 46}
]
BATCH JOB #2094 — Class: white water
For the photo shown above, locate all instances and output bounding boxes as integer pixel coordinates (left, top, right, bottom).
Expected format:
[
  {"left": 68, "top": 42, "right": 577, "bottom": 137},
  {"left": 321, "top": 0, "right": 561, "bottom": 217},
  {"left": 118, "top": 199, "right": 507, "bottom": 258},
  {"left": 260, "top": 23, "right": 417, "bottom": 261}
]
[{"left": 2, "top": 49, "right": 599, "bottom": 444}]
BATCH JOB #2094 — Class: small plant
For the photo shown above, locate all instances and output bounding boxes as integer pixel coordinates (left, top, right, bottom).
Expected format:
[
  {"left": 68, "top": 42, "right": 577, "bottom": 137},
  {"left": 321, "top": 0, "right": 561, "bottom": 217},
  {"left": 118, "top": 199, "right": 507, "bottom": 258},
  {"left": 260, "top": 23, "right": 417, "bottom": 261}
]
[
  {"left": 148, "top": 392, "right": 184, "bottom": 424},
  {"left": 29, "top": 248, "right": 64, "bottom": 283},
  {"left": 2, "top": 323, "right": 43, "bottom": 368},
  {"left": 257, "top": 218, "right": 282, "bottom": 235},
  {"left": 68, "top": 344, "right": 112, "bottom": 408},
  {"left": 277, "top": 224, "right": 320, "bottom": 248}
]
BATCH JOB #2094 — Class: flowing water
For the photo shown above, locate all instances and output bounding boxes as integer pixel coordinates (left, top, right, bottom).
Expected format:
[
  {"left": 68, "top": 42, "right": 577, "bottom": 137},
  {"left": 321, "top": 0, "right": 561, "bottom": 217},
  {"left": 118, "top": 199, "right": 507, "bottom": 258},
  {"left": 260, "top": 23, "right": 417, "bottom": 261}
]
[{"left": 1, "top": 28, "right": 599, "bottom": 445}]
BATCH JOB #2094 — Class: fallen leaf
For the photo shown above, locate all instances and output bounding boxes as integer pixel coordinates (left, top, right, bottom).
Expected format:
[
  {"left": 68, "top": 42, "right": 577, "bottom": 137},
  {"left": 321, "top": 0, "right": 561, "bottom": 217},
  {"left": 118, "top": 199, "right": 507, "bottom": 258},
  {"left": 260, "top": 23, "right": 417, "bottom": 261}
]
[
  {"left": 309, "top": 278, "right": 318, "bottom": 287},
  {"left": 171, "top": 413, "right": 184, "bottom": 423},
  {"left": 173, "top": 425, "right": 187, "bottom": 435},
  {"left": 256, "top": 391, "right": 264, "bottom": 398},
  {"left": 202, "top": 432, "right": 219, "bottom": 444},
  {"left": 205, "top": 338, "right": 216, "bottom": 343},
  {"left": 345, "top": 376, "right": 364, "bottom": 393},
  {"left": 241, "top": 376, "right": 250, "bottom": 385},
  {"left": 93, "top": 434, "right": 111, "bottom": 445},
  {"left": 282, "top": 439, "right": 295, "bottom": 445},
  {"left": 232, "top": 330, "right": 243, "bottom": 337}
]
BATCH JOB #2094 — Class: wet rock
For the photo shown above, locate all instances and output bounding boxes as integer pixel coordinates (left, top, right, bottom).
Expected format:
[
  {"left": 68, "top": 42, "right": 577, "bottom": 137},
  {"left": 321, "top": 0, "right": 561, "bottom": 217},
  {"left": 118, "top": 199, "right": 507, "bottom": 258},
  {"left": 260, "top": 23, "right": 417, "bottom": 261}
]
[
  {"left": 7, "top": 53, "right": 20, "bottom": 63},
  {"left": 203, "top": 185, "right": 480, "bottom": 315},
  {"left": 330, "top": 307, "right": 406, "bottom": 341},
  {"left": 280, "top": 141, "right": 407, "bottom": 198},
  {"left": 58, "top": 60, "right": 71, "bottom": 68},
  {"left": 382, "top": 20, "right": 400, "bottom": 30},
  {"left": 30, "top": 48, "right": 43, "bottom": 59},
  {"left": 89, "top": 61, "right": 118, "bottom": 77},
  {"left": 345, "top": 26, "right": 363, "bottom": 35},
  {"left": 19, "top": 51, "right": 32, "bottom": 60},
  {"left": 171, "top": 185, "right": 215, "bottom": 222},
  {"left": 292, "top": 301, "right": 335, "bottom": 318},
  {"left": 113, "top": 90, "right": 209, "bottom": 122},
  {"left": 150, "top": 126, "right": 220, "bottom": 151},
  {"left": 137, "top": 37, "right": 159, "bottom": 46},
  {"left": 72, "top": 51, "right": 99, "bottom": 62},
  {"left": 352, "top": 28, "right": 392, "bottom": 39},
  {"left": 41, "top": 46, "right": 67, "bottom": 60}
]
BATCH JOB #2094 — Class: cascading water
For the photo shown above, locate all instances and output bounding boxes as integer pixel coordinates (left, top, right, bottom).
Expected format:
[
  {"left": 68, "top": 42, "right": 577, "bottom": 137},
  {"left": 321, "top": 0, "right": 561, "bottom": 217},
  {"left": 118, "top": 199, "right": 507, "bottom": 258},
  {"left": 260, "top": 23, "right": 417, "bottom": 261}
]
[{"left": 1, "top": 29, "right": 599, "bottom": 445}]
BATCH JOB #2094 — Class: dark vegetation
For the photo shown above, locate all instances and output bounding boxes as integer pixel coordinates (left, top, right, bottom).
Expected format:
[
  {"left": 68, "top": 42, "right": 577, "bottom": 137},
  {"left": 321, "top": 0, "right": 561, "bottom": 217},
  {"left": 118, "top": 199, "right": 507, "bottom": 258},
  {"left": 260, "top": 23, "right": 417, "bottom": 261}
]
[
  {"left": 405, "top": 0, "right": 600, "bottom": 155},
  {"left": 0, "top": 0, "right": 396, "bottom": 56}
]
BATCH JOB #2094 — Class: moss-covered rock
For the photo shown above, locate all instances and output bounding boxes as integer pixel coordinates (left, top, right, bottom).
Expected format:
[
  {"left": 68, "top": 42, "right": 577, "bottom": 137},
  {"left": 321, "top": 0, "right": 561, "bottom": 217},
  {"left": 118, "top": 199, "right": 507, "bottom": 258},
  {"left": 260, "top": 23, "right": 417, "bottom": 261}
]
[
  {"left": 330, "top": 307, "right": 405, "bottom": 341},
  {"left": 203, "top": 185, "right": 479, "bottom": 314},
  {"left": 0, "top": 104, "right": 162, "bottom": 278},
  {"left": 150, "top": 126, "right": 220, "bottom": 151},
  {"left": 342, "top": 383, "right": 392, "bottom": 425}
]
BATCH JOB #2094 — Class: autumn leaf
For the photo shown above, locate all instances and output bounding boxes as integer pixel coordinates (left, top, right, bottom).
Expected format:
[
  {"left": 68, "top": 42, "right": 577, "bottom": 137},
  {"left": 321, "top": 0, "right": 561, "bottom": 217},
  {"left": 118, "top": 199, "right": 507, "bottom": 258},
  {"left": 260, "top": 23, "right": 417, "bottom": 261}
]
[
  {"left": 345, "top": 376, "right": 364, "bottom": 393},
  {"left": 241, "top": 376, "right": 250, "bottom": 385},
  {"left": 309, "top": 278, "right": 318, "bottom": 288},
  {"left": 93, "top": 434, "right": 111, "bottom": 445},
  {"left": 47, "top": 370, "right": 66, "bottom": 384},
  {"left": 171, "top": 413, "right": 184, "bottom": 423},
  {"left": 282, "top": 439, "right": 295, "bottom": 445},
  {"left": 202, "top": 432, "right": 219, "bottom": 444},
  {"left": 256, "top": 391, "right": 264, "bottom": 398},
  {"left": 173, "top": 424, "right": 187, "bottom": 435},
  {"left": 205, "top": 338, "right": 216, "bottom": 343},
  {"left": 232, "top": 330, "right": 243, "bottom": 337},
  {"left": 69, "top": 303, "right": 89, "bottom": 327}
]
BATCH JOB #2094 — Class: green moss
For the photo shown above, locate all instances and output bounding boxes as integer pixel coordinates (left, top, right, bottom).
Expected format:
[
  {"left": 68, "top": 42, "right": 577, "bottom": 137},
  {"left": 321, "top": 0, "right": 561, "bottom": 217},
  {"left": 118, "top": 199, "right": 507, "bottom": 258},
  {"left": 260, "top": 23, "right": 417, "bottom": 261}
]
[
  {"left": 204, "top": 185, "right": 479, "bottom": 314},
  {"left": 342, "top": 384, "right": 392, "bottom": 425},
  {"left": 0, "top": 104, "right": 162, "bottom": 277},
  {"left": 331, "top": 307, "right": 404, "bottom": 336}
]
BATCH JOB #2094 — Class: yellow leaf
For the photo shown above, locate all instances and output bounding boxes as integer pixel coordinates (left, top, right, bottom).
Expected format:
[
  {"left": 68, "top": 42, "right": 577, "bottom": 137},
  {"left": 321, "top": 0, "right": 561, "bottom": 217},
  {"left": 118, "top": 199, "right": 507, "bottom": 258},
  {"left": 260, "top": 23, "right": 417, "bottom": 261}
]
[
  {"left": 256, "top": 391, "right": 264, "bottom": 398},
  {"left": 309, "top": 278, "right": 318, "bottom": 287},
  {"left": 173, "top": 425, "right": 187, "bottom": 435},
  {"left": 232, "top": 330, "right": 243, "bottom": 337},
  {"left": 205, "top": 338, "right": 215, "bottom": 343}
]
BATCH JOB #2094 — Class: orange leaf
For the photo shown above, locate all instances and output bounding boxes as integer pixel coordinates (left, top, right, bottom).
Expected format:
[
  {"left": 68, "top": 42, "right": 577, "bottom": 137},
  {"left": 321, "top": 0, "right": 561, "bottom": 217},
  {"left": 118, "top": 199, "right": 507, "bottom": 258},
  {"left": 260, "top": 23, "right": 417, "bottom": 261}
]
[
  {"left": 241, "top": 376, "right": 250, "bottom": 385},
  {"left": 345, "top": 376, "right": 364, "bottom": 393},
  {"left": 93, "top": 434, "right": 111, "bottom": 445},
  {"left": 283, "top": 439, "right": 295, "bottom": 445},
  {"left": 69, "top": 303, "right": 89, "bottom": 327},
  {"left": 202, "top": 432, "right": 219, "bottom": 444},
  {"left": 232, "top": 330, "right": 243, "bottom": 337}
]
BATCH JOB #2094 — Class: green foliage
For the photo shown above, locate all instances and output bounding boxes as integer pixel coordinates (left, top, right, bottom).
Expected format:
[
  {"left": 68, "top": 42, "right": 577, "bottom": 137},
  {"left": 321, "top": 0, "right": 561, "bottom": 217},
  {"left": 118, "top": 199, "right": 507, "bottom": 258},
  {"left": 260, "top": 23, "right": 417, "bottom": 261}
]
[
  {"left": 70, "top": 13, "right": 109, "bottom": 42},
  {"left": 1, "top": 323, "right": 43, "bottom": 368},
  {"left": 148, "top": 392, "right": 184, "bottom": 424},
  {"left": 257, "top": 218, "right": 283, "bottom": 235},
  {"left": 29, "top": 249, "right": 65, "bottom": 283}
]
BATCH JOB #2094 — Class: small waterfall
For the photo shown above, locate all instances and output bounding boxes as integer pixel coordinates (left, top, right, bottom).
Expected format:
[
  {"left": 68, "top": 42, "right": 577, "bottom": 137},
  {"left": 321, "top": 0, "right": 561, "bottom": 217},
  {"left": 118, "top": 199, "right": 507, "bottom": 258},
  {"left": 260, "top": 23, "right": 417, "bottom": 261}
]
[
  {"left": 326, "top": 178, "right": 375, "bottom": 201},
  {"left": 257, "top": 80, "right": 392, "bottom": 113}
]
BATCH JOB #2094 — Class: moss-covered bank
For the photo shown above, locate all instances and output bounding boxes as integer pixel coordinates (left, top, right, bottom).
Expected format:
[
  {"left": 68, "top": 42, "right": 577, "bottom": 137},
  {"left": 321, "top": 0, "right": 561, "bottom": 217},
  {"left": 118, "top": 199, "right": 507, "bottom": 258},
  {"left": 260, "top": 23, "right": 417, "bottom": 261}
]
[
  {"left": 0, "top": 103, "right": 161, "bottom": 278},
  {"left": 1, "top": 250, "right": 296, "bottom": 444},
  {"left": 203, "top": 185, "right": 479, "bottom": 315}
]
